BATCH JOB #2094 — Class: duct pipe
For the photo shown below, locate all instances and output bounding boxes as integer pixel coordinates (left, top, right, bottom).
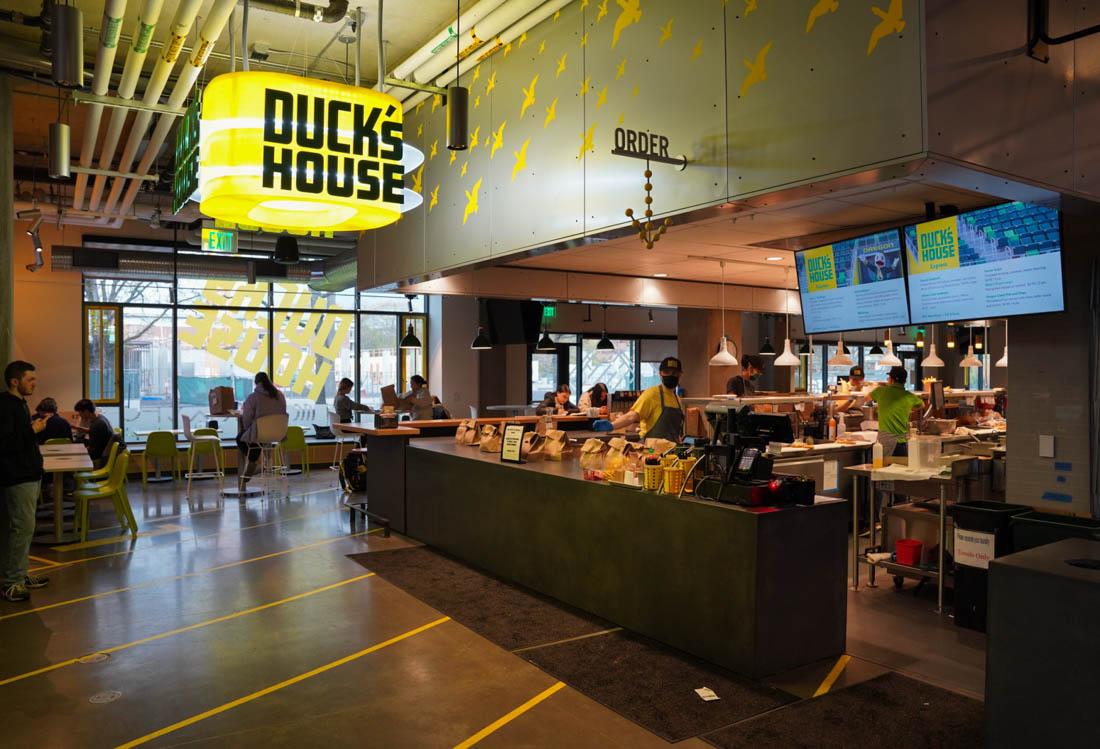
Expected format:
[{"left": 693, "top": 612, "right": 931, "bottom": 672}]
[
  {"left": 387, "top": 0, "right": 508, "bottom": 89},
  {"left": 229, "top": 7, "right": 235, "bottom": 72},
  {"left": 116, "top": 0, "right": 242, "bottom": 218},
  {"left": 242, "top": 0, "right": 249, "bottom": 70},
  {"left": 70, "top": 0, "right": 127, "bottom": 210},
  {"left": 90, "top": 0, "right": 190, "bottom": 212},
  {"left": 430, "top": 0, "right": 571, "bottom": 90},
  {"left": 370, "top": 3, "right": 378, "bottom": 90},
  {"left": 412, "top": 0, "right": 545, "bottom": 85},
  {"left": 248, "top": 0, "right": 349, "bottom": 24},
  {"left": 100, "top": 0, "right": 208, "bottom": 214},
  {"left": 51, "top": 247, "right": 323, "bottom": 283},
  {"left": 308, "top": 249, "right": 358, "bottom": 292}
]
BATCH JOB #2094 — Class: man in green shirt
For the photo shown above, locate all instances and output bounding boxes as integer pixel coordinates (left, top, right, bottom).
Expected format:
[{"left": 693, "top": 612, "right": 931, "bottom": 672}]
[{"left": 869, "top": 366, "right": 923, "bottom": 457}]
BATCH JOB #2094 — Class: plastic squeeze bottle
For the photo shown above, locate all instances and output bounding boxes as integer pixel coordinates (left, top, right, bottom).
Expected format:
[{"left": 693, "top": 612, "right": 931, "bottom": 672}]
[
  {"left": 872, "top": 441, "right": 884, "bottom": 469},
  {"left": 827, "top": 415, "right": 837, "bottom": 441}
]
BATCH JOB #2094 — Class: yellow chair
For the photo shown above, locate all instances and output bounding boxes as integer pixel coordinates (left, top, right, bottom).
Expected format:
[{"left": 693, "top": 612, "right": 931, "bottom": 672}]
[
  {"left": 74, "top": 441, "right": 119, "bottom": 488},
  {"left": 141, "top": 431, "right": 180, "bottom": 487},
  {"left": 44, "top": 437, "right": 72, "bottom": 445},
  {"left": 73, "top": 451, "right": 137, "bottom": 542},
  {"left": 276, "top": 426, "right": 310, "bottom": 476}
]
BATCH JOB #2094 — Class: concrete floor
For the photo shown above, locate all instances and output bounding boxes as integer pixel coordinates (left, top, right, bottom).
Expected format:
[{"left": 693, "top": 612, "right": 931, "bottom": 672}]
[{"left": 2, "top": 472, "right": 985, "bottom": 747}]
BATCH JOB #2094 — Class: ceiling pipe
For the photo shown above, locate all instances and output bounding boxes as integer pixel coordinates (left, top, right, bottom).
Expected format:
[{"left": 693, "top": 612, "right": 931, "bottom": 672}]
[
  {"left": 116, "top": 0, "right": 239, "bottom": 219},
  {"left": 248, "top": 0, "right": 349, "bottom": 24},
  {"left": 92, "top": 0, "right": 198, "bottom": 213},
  {"left": 71, "top": 0, "right": 128, "bottom": 210}
]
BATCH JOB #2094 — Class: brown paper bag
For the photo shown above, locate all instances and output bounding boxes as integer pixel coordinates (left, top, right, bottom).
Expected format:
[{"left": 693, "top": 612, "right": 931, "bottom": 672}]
[
  {"left": 578, "top": 438, "right": 607, "bottom": 469},
  {"left": 644, "top": 437, "right": 677, "bottom": 455},
  {"left": 542, "top": 429, "right": 568, "bottom": 461},
  {"left": 455, "top": 418, "right": 476, "bottom": 444},
  {"left": 479, "top": 424, "right": 502, "bottom": 453},
  {"left": 463, "top": 420, "right": 482, "bottom": 446},
  {"left": 522, "top": 431, "right": 544, "bottom": 461}
]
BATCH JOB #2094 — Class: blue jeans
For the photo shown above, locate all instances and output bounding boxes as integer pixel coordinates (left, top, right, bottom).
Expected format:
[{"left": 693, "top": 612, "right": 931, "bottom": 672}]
[{"left": 0, "top": 481, "right": 40, "bottom": 587}]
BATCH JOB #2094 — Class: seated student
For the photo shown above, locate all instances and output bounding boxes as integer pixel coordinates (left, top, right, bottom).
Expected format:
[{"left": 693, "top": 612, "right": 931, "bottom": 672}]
[
  {"left": 431, "top": 396, "right": 451, "bottom": 420},
  {"left": 34, "top": 398, "right": 73, "bottom": 444},
  {"left": 334, "top": 378, "right": 373, "bottom": 424},
  {"left": 578, "top": 383, "right": 609, "bottom": 414},
  {"left": 73, "top": 399, "right": 125, "bottom": 468},
  {"left": 536, "top": 384, "right": 579, "bottom": 416},
  {"left": 237, "top": 372, "right": 287, "bottom": 490},
  {"left": 400, "top": 375, "right": 435, "bottom": 421}
]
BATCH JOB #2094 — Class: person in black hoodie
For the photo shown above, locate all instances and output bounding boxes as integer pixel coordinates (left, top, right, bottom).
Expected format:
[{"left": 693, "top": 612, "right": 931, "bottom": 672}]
[
  {"left": 34, "top": 398, "right": 73, "bottom": 444},
  {"left": 0, "top": 361, "right": 48, "bottom": 602}
]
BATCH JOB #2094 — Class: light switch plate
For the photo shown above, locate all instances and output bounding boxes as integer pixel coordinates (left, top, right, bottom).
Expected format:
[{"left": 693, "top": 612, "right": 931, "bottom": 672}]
[{"left": 1039, "top": 434, "right": 1055, "bottom": 458}]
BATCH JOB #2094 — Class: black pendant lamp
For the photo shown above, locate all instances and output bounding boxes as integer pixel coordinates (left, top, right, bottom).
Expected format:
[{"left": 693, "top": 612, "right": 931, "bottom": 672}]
[
  {"left": 536, "top": 330, "right": 555, "bottom": 351},
  {"left": 798, "top": 339, "right": 812, "bottom": 356},
  {"left": 596, "top": 304, "right": 615, "bottom": 350},
  {"left": 869, "top": 331, "right": 883, "bottom": 356},
  {"left": 470, "top": 326, "right": 492, "bottom": 350},
  {"left": 400, "top": 294, "right": 421, "bottom": 349},
  {"left": 760, "top": 336, "right": 776, "bottom": 356},
  {"left": 274, "top": 233, "right": 299, "bottom": 264},
  {"left": 446, "top": 0, "right": 468, "bottom": 150}
]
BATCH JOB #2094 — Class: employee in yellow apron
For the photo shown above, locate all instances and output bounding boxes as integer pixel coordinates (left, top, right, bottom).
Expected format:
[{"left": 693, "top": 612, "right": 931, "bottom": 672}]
[{"left": 610, "top": 357, "right": 684, "bottom": 442}]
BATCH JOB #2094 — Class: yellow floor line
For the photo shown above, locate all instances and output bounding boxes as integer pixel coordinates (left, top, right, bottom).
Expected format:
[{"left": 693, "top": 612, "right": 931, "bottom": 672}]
[
  {"left": 813, "top": 654, "right": 851, "bottom": 698},
  {"left": 27, "top": 555, "right": 60, "bottom": 567},
  {"left": 50, "top": 524, "right": 185, "bottom": 552},
  {"left": 0, "top": 572, "right": 377, "bottom": 688},
  {"left": 510, "top": 628, "right": 623, "bottom": 654},
  {"left": 114, "top": 616, "right": 451, "bottom": 749},
  {"left": 454, "top": 681, "right": 567, "bottom": 748},
  {"left": 0, "top": 528, "right": 381, "bottom": 623}
]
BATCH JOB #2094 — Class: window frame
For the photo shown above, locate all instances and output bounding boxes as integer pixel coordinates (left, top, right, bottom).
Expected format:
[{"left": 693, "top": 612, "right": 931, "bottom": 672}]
[{"left": 83, "top": 303, "right": 123, "bottom": 406}]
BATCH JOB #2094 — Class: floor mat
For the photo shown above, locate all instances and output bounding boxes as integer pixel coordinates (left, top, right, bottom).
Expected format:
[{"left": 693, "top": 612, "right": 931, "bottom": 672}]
[
  {"left": 701, "top": 672, "right": 984, "bottom": 749},
  {"left": 347, "top": 546, "right": 611, "bottom": 651},
  {"left": 523, "top": 629, "right": 796, "bottom": 742}
]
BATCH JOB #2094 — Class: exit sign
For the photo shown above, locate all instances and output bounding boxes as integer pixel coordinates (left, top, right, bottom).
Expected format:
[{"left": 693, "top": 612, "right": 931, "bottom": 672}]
[
  {"left": 542, "top": 305, "right": 556, "bottom": 319},
  {"left": 201, "top": 226, "right": 236, "bottom": 253}
]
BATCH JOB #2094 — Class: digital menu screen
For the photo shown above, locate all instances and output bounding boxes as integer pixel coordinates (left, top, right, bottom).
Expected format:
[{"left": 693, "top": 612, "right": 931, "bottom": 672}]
[
  {"left": 794, "top": 229, "right": 911, "bottom": 334},
  {"left": 904, "top": 202, "right": 1064, "bottom": 323}
]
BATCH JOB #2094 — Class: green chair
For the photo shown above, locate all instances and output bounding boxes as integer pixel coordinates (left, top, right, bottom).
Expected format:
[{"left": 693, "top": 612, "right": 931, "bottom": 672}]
[
  {"left": 277, "top": 426, "right": 310, "bottom": 476},
  {"left": 45, "top": 437, "right": 72, "bottom": 445},
  {"left": 141, "top": 431, "right": 180, "bottom": 487},
  {"left": 183, "top": 415, "right": 224, "bottom": 494},
  {"left": 73, "top": 451, "right": 137, "bottom": 542},
  {"left": 74, "top": 441, "right": 119, "bottom": 488}
]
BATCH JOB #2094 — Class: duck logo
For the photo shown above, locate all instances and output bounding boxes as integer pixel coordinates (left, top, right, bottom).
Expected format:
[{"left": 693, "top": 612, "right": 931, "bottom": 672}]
[
  {"left": 199, "top": 72, "right": 423, "bottom": 232},
  {"left": 802, "top": 245, "right": 837, "bottom": 292}
]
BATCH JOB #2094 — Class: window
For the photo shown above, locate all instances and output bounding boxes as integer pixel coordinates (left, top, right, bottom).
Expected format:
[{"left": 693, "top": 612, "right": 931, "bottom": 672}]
[
  {"left": 582, "top": 338, "right": 636, "bottom": 393},
  {"left": 639, "top": 340, "right": 676, "bottom": 389},
  {"left": 122, "top": 307, "right": 174, "bottom": 441},
  {"left": 530, "top": 334, "right": 579, "bottom": 402},
  {"left": 359, "top": 315, "right": 398, "bottom": 411},
  {"left": 529, "top": 335, "right": 673, "bottom": 401},
  {"left": 84, "top": 305, "right": 121, "bottom": 405}
]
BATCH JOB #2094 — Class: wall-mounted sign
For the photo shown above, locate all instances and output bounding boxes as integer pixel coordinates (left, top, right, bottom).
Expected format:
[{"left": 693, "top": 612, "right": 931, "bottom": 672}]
[
  {"left": 199, "top": 71, "right": 422, "bottom": 233},
  {"left": 172, "top": 96, "right": 202, "bottom": 214},
  {"left": 611, "top": 126, "right": 687, "bottom": 169},
  {"left": 201, "top": 226, "right": 236, "bottom": 253}
]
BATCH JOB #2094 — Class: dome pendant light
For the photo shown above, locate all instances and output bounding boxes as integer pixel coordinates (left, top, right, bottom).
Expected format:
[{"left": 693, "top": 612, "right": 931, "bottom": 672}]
[
  {"left": 774, "top": 268, "right": 800, "bottom": 366},
  {"left": 960, "top": 345, "right": 982, "bottom": 368},
  {"left": 827, "top": 336, "right": 853, "bottom": 367},
  {"left": 799, "top": 336, "right": 813, "bottom": 357},
  {"left": 879, "top": 339, "right": 903, "bottom": 367},
  {"left": 710, "top": 260, "right": 739, "bottom": 366},
  {"left": 471, "top": 326, "right": 492, "bottom": 350},
  {"left": 596, "top": 304, "right": 615, "bottom": 350},
  {"left": 995, "top": 320, "right": 1008, "bottom": 367},
  {"left": 869, "top": 330, "right": 883, "bottom": 356},
  {"left": 273, "top": 232, "right": 299, "bottom": 264},
  {"left": 920, "top": 325, "right": 945, "bottom": 367},
  {"left": 760, "top": 336, "right": 776, "bottom": 356},
  {"left": 400, "top": 323, "right": 422, "bottom": 350}
]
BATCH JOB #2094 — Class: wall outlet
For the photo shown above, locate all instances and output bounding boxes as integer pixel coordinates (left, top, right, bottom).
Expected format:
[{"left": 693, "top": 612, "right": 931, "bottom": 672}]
[{"left": 1039, "top": 434, "right": 1055, "bottom": 458}]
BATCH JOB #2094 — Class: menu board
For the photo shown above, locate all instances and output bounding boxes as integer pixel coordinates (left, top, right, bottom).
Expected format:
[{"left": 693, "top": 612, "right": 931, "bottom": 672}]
[
  {"left": 794, "top": 230, "right": 911, "bottom": 334},
  {"left": 904, "top": 202, "right": 1064, "bottom": 323}
]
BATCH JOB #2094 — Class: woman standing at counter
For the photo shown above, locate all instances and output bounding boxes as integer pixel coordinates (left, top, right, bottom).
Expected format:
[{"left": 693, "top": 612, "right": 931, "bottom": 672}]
[{"left": 610, "top": 357, "right": 684, "bottom": 441}]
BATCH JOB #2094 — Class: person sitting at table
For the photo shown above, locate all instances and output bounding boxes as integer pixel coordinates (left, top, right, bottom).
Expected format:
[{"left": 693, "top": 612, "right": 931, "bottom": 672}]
[
  {"left": 74, "top": 399, "right": 125, "bottom": 469},
  {"left": 431, "top": 396, "right": 451, "bottom": 420},
  {"left": 34, "top": 398, "right": 73, "bottom": 445},
  {"left": 237, "top": 372, "right": 287, "bottom": 491},
  {"left": 334, "top": 378, "right": 373, "bottom": 424},
  {"left": 577, "top": 383, "right": 609, "bottom": 415},
  {"left": 536, "top": 384, "right": 579, "bottom": 416},
  {"left": 400, "top": 375, "right": 435, "bottom": 421}
]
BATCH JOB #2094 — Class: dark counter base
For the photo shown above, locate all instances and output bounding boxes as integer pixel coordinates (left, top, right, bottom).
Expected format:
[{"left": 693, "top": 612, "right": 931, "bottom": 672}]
[{"left": 404, "top": 440, "right": 848, "bottom": 679}]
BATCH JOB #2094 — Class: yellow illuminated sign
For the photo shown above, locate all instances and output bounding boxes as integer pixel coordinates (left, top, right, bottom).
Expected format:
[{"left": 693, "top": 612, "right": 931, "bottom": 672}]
[
  {"left": 909, "top": 216, "right": 960, "bottom": 275},
  {"left": 199, "top": 72, "right": 413, "bottom": 232},
  {"left": 802, "top": 245, "right": 837, "bottom": 292}
]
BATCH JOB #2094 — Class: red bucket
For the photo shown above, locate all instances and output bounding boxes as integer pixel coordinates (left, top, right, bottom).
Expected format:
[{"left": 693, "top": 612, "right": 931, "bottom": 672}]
[{"left": 896, "top": 539, "right": 923, "bottom": 566}]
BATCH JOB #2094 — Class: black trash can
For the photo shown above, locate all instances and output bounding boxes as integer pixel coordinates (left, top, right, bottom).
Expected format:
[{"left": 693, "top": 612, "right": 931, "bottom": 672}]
[
  {"left": 1010, "top": 511, "right": 1100, "bottom": 552},
  {"left": 948, "top": 500, "right": 1032, "bottom": 632}
]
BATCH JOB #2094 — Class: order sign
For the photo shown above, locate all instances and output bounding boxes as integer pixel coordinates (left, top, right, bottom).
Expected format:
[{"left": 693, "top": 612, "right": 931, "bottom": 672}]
[
  {"left": 954, "top": 528, "right": 995, "bottom": 569},
  {"left": 199, "top": 71, "right": 416, "bottom": 232}
]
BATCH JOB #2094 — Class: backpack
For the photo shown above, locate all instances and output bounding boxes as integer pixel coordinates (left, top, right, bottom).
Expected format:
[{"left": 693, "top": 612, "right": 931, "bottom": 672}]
[{"left": 340, "top": 451, "right": 367, "bottom": 492}]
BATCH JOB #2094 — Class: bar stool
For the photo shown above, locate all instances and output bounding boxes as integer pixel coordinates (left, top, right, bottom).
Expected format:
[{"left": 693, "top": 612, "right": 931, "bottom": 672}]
[
  {"left": 250, "top": 414, "right": 290, "bottom": 497},
  {"left": 182, "top": 415, "right": 224, "bottom": 494},
  {"left": 329, "top": 411, "right": 357, "bottom": 470}
]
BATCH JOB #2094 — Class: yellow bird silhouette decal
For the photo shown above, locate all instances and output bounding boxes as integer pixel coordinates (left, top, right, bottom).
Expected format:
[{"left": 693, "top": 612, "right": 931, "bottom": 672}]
[
  {"left": 596, "top": 86, "right": 608, "bottom": 109},
  {"left": 415, "top": 101, "right": 424, "bottom": 115},
  {"left": 554, "top": 9, "right": 561, "bottom": 21},
  {"left": 512, "top": 138, "right": 531, "bottom": 181},
  {"left": 463, "top": 178, "right": 482, "bottom": 225},
  {"left": 518, "top": 31, "right": 528, "bottom": 47},
  {"left": 485, "top": 71, "right": 497, "bottom": 95},
  {"left": 596, "top": 0, "right": 609, "bottom": 22},
  {"left": 579, "top": 76, "right": 591, "bottom": 97},
  {"left": 617, "top": 111, "right": 625, "bottom": 125},
  {"left": 744, "top": 0, "right": 758, "bottom": 16},
  {"left": 578, "top": 124, "right": 595, "bottom": 160},
  {"left": 416, "top": 123, "right": 423, "bottom": 138},
  {"left": 429, "top": 140, "right": 438, "bottom": 160},
  {"left": 806, "top": 0, "right": 839, "bottom": 33},
  {"left": 544, "top": 97, "right": 558, "bottom": 128},
  {"left": 615, "top": 58, "right": 627, "bottom": 80},
  {"left": 612, "top": 0, "right": 642, "bottom": 49},
  {"left": 450, "top": 149, "right": 457, "bottom": 166},
  {"left": 470, "top": 125, "right": 481, "bottom": 151},
  {"left": 581, "top": 0, "right": 589, "bottom": 7},
  {"left": 432, "top": 94, "right": 441, "bottom": 113},
  {"left": 538, "top": 39, "right": 546, "bottom": 54},
  {"left": 490, "top": 120, "right": 507, "bottom": 159},
  {"left": 580, "top": 31, "right": 589, "bottom": 47},
  {"left": 460, "top": 160, "right": 468, "bottom": 177},
  {"left": 520, "top": 75, "right": 539, "bottom": 119},
  {"left": 503, "top": 41, "right": 513, "bottom": 57},
  {"left": 556, "top": 52, "right": 568, "bottom": 78},
  {"left": 474, "top": 95, "right": 481, "bottom": 109},
  {"left": 867, "top": 0, "right": 905, "bottom": 55},
  {"left": 739, "top": 41, "right": 772, "bottom": 97},
  {"left": 472, "top": 65, "right": 481, "bottom": 83},
  {"left": 428, "top": 184, "right": 439, "bottom": 211},
  {"left": 658, "top": 18, "right": 674, "bottom": 47},
  {"left": 411, "top": 165, "right": 424, "bottom": 194},
  {"left": 692, "top": 39, "right": 704, "bottom": 59}
]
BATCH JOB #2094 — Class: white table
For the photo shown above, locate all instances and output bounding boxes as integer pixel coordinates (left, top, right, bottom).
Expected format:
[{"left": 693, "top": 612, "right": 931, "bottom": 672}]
[
  {"left": 40, "top": 443, "right": 90, "bottom": 457},
  {"left": 39, "top": 450, "right": 93, "bottom": 543}
]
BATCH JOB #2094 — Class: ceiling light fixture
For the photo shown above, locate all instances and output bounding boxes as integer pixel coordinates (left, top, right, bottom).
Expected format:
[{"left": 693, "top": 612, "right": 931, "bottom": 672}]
[
  {"left": 760, "top": 335, "right": 776, "bottom": 356},
  {"left": 879, "top": 340, "right": 903, "bottom": 367},
  {"left": 774, "top": 268, "right": 800, "bottom": 366},
  {"left": 947, "top": 323, "right": 956, "bottom": 349},
  {"left": 766, "top": 256, "right": 783, "bottom": 262},
  {"left": 273, "top": 233, "right": 299, "bottom": 264},
  {"left": 710, "top": 260, "right": 738, "bottom": 367},
  {"left": 799, "top": 337, "right": 813, "bottom": 357},
  {"left": 869, "top": 330, "right": 883, "bottom": 356},
  {"left": 827, "top": 336, "right": 853, "bottom": 367},
  {"left": 974, "top": 329, "right": 983, "bottom": 351},
  {"left": 995, "top": 320, "right": 1008, "bottom": 367},
  {"left": 921, "top": 327, "right": 945, "bottom": 367},
  {"left": 653, "top": 273, "right": 668, "bottom": 278},
  {"left": 915, "top": 329, "right": 925, "bottom": 348},
  {"left": 446, "top": 0, "right": 468, "bottom": 151},
  {"left": 400, "top": 323, "right": 422, "bottom": 349},
  {"left": 471, "top": 326, "right": 492, "bottom": 350},
  {"left": 596, "top": 304, "right": 615, "bottom": 350},
  {"left": 648, "top": 309, "right": 654, "bottom": 324},
  {"left": 960, "top": 345, "right": 982, "bottom": 368}
]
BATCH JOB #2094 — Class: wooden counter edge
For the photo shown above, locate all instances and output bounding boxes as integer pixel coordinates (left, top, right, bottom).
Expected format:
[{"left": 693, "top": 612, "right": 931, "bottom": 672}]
[{"left": 340, "top": 425, "right": 420, "bottom": 437}]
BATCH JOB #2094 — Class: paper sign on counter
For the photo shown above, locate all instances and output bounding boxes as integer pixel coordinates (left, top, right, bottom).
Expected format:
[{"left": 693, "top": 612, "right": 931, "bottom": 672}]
[
  {"left": 954, "top": 528, "right": 995, "bottom": 569},
  {"left": 694, "top": 687, "right": 720, "bottom": 702}
]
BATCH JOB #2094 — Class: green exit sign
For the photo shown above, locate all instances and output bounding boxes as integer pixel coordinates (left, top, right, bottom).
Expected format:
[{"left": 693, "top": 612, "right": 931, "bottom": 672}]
[
  {"left": 202, "top": 227, "right": 236, "bottom": 253},
  {"left": 542, "top": 305, "right": 556, "bottom": 319}
]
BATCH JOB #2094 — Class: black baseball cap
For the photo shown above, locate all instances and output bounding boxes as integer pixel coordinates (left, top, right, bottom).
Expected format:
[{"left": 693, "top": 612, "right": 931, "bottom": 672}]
[
  {"left": 849, "top": 366, "right": 865, "bottom": 378},
  {"left": 659, "top": 357, "right": 682, "bottom": 373}
]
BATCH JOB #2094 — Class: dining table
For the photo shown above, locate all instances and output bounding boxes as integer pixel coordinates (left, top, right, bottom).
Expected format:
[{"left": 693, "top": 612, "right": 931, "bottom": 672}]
[{"left": 37, "top": 445, "right": 93, "bottom": 544}]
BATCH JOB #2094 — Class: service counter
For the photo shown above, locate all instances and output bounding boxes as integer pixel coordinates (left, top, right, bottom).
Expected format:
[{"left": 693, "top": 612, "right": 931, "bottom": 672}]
[{"left": 367, "top": 435, "right": 849, "bottom": 679}]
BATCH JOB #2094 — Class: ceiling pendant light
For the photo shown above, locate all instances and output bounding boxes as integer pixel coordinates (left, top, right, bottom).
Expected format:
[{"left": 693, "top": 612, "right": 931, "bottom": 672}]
[
  {"left": 273, "top": 232, "right": 299, "bottom": 264},
  {"left": 946, "top": 323, "right": 956, "bottom": 349},
  {"left": 915, "top": 329, "right": 925, "bottom": 348},
  {"left": 827, "top": 336, "right": 853, "bottom": 367},
  {"left": 879, "top": 340, "right": 903, "bottom": 367},
  {"left": 974, "top": 329, "right": 984, "bottom": 351},
  {"left": 774, "top": 268, "right": 800, "bottom": 366},
  {"left": 920, "top": 325, "right": 944, "bottom": 367},
  {"left": 760, "top": 336, "right": 776, "bottom": 356},
  {"left": 869, "top": 330, "right": 883, "bottom": 356},
  {"left": 799, "top": 338, "right": 812, "bottom": 356},
  {"left": 995, "top": 320, "right": 1008, "bottom": 367},
  {"left": 400, "top": 323, "right": 422, "bottom": 349},
  {"left": 960, "top": 345, "right": 982, "bottom": 368},
  {"left": 710, "top": 260, "right": 738, "bottom": 366},
  {"left": 596, "top": 304, "right": 615, "bottom": 350},
  {"left": 51, "top": 1, "right": 84, "bottom": 88},
  {"left": 471, "top": 326, "right": 492, "bottom": 350},
  {"left": 446, "top": 0, "right": 469, "bottom": 150}
]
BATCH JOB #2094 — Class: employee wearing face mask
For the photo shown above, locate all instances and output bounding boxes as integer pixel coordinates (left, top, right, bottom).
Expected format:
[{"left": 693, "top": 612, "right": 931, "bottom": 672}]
[
  {"left": 610, "top": 357, "right": 684, "bottom": 441},
  {"left": 726, "top": 354, "right": 765, "bottom": 398}
]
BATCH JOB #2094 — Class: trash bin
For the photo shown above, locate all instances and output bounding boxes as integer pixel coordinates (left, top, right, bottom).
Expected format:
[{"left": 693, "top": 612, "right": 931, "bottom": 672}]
[
  {"left": 947, "top": 500, "right": 1032, "bottom": 632},
  {"left": 1010, "top": 511, "right": 1100, "bottom": 553}
]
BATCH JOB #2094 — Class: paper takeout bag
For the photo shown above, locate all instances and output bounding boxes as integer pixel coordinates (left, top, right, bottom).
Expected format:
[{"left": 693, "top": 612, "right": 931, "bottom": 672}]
[
  {"left": 579, "top": 438, "right": 607, "bottom": 469},
  {"left": 479, "top": 424, "right": 502, "bottom": 453},
  {"left": 463, "top": 420, "right": 481, "bottom": 446},
  {"left": 644, "top": 437, "right": 677, "bottom": 455},
  {"left": 521, "top": 431, "right": 545, "bottom": 461},
  {"left": 455, "top": 418, "right": 479, "bottom": 444},
  {"left": 542, "top": 429, "right": 568, "bottom": 461}
]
